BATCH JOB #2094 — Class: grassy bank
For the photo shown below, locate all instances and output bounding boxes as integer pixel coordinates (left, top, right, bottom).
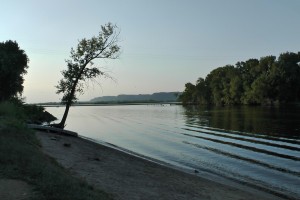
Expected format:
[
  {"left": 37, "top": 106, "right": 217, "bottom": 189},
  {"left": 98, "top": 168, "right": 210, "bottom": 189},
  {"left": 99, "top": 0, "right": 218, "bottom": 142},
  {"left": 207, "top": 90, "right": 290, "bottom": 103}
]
[{"left": 0, "top": 101, "right": 112, "bottom": 200}]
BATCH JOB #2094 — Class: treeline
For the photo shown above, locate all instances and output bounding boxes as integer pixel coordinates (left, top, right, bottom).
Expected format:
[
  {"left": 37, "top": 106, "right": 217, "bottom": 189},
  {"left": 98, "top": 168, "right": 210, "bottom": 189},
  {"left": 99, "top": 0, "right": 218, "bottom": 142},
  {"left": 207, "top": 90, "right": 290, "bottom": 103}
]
[{"left": 180, "top": 52, "right": 300, "bottom": 105}]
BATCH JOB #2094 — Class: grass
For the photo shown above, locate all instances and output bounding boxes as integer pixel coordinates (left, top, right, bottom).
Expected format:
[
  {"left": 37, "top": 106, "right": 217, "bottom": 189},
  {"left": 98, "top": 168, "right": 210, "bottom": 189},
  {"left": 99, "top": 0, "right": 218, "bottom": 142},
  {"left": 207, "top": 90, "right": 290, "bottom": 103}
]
[{"left": 0, "top": 101, "right": 112, "bottom": 200}]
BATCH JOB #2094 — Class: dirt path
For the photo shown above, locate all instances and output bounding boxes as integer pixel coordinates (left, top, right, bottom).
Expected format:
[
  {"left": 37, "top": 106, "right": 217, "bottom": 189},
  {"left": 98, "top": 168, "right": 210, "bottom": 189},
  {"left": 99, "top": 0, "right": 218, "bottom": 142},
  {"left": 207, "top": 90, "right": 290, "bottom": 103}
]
[
  {"left": 0, "top": 179, "right": 33, "bottom": 200},
  {"left": 36, "top": 131, "right": 284, "bottom": 200}
]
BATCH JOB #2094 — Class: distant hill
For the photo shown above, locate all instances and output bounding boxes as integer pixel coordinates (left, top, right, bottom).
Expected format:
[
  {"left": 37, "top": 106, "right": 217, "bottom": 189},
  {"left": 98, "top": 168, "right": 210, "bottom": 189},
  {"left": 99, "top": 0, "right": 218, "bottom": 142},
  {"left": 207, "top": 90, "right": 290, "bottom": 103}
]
[{"left": 90, "top": 92, "right": 181, "bottom": 102}]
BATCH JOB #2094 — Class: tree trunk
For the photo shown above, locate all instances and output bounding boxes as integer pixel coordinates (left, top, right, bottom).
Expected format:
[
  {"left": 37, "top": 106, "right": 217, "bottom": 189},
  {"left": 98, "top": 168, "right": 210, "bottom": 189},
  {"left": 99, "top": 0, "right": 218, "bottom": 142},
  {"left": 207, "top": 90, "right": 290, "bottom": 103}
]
[
  {"left": 51, "top": 101, "right": 71, "bottom": 129},
  {"left": 58, "top": 102, "right": 71, "bottom": 128},
  {"left": 54, "top": 65, "right": 87, "bottom": 129}
]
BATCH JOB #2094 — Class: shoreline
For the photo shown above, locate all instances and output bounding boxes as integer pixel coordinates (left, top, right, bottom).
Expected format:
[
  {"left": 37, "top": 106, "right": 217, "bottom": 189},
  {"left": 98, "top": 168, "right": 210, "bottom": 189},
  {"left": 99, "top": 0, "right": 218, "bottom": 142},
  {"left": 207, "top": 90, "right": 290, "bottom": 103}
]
[
  {"left": 80, "top": 135, "right": 296, "bottom": 200},
  {"left": 36, "top": 131, "right": 287, "bottom": 200}
]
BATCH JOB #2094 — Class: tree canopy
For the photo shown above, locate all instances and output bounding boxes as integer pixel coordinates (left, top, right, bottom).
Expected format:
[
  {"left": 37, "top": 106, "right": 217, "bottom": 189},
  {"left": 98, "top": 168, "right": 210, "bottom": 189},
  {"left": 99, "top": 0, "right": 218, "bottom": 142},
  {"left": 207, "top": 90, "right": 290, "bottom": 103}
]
[
  {"left": 0, "top": 40, "right": 28, "bottom": 101},
  {"left": 54, "top": 23, "right": 121, "bottom": 128},
  {"left": 180, "top": 52, "right": 300, "bottom": 105}
]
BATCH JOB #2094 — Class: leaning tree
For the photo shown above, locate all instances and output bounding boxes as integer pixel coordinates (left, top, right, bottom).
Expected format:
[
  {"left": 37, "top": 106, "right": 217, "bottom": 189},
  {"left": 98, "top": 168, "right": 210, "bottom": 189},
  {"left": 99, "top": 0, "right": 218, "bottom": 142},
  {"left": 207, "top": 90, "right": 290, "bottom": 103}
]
[{"left": 55, "top": 23, "right": 120, "bottom": 128}]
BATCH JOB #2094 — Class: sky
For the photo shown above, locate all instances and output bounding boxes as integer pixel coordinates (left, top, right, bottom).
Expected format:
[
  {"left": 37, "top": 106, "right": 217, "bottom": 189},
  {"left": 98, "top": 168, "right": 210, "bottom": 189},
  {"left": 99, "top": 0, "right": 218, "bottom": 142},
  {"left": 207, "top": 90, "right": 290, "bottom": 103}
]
[{"left": 1, "top": 0, "right": 299, "bottom": 103}]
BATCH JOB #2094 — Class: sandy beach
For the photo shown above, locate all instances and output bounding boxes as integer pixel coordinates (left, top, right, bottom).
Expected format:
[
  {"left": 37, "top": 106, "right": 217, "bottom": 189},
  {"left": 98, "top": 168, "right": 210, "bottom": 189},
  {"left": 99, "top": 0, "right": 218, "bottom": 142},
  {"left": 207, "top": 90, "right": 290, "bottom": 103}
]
[{"left": 36, "top": 131, "right": 285, "bottom": 200}]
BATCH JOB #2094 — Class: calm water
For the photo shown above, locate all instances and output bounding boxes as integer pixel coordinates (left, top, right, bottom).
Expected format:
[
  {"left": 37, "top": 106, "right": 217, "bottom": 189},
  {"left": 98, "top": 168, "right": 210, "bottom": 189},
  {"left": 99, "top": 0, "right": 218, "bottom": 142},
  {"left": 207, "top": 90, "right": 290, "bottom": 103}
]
[{"left": 46, "top": 105, "right": 300, "bottom": 198}]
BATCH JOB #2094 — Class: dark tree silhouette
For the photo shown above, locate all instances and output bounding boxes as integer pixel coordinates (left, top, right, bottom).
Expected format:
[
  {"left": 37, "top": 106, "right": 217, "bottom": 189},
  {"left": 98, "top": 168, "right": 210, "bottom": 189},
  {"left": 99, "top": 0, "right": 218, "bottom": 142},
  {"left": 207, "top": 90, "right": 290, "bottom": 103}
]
[
  {"left": 0, "top": 40, "right": 28, "bottom": 101},
  {"left": 54, "top": 23, "right": 121, "bottom": 128}
]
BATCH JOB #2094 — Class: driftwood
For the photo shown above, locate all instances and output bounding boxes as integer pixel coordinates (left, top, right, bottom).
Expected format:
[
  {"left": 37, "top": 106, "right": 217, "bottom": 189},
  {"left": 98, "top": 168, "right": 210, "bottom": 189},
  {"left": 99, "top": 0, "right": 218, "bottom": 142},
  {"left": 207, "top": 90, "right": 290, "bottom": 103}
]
[{"left": 27, "top": 124, "right": 78, "bottom": 137}]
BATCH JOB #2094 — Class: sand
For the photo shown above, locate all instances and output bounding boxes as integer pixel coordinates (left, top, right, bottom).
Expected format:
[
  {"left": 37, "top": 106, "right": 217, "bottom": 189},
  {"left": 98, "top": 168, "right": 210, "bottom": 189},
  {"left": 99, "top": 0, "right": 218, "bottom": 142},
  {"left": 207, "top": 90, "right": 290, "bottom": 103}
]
[{"left": 36, "top": 131, "right": 285, "bottom": 200}]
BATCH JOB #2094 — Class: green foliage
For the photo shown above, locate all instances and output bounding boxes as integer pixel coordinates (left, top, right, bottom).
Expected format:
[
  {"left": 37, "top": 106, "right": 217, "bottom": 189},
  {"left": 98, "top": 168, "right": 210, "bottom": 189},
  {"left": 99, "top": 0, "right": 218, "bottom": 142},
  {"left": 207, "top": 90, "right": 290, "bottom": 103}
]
[
  {"left": 0, "top": 101, "right": 57, "bottom": 125},
  {"left": 0, "top": 40, "right": 28, "bottom": 101},
  {"left": 180, "top": 52, "right": 300, "bottom": 105},
  {"left": 23, "top": 104, "right": 57, "bottom": 124},
  {"left": 0, "top": 101, "right": 26, "bottom": 120},
  {"left": 178, "top": 82, "right": 196, "bottom": 104}
]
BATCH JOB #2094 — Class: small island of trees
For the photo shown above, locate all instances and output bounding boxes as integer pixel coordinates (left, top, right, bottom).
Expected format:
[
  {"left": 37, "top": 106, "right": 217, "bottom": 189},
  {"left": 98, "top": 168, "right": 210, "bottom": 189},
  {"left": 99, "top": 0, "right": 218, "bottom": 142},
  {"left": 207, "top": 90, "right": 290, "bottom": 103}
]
[{"left": 179, "top": 52, "right": 300, "bottom": 105}]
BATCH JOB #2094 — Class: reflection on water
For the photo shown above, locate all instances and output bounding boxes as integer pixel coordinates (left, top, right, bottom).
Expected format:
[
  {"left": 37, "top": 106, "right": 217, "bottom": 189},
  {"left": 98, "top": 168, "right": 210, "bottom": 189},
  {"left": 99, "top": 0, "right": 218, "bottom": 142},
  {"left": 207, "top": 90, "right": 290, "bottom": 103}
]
[
  {"left": 183, "top": 105, "right": 300, "bottom": 138},
  {"left": 46, "top": 104, "right": 300, "bottom": 199}
]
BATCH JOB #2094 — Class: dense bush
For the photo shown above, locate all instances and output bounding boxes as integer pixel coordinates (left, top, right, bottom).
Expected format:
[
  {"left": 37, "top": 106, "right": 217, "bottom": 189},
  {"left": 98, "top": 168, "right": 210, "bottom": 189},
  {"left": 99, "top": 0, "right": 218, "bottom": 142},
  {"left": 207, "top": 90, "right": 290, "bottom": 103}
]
[{"left": 0, "top": 101, "right": 57, "bottom": 124}]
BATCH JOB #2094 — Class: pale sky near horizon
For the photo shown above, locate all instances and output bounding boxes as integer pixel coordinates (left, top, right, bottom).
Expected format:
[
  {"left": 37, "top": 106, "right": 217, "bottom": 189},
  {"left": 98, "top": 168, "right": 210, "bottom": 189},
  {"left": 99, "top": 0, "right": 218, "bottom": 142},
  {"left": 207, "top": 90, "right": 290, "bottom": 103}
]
[{"left": 1, "top": 0, "right": 299, "bottom": 103}]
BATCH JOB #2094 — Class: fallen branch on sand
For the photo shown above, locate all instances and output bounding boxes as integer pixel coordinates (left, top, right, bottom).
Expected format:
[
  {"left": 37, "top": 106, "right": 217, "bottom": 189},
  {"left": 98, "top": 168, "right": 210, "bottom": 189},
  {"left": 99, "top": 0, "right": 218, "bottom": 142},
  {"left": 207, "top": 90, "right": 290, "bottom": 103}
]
[{"left": 27, "top": 124, "right": 78, "bottom": 137}]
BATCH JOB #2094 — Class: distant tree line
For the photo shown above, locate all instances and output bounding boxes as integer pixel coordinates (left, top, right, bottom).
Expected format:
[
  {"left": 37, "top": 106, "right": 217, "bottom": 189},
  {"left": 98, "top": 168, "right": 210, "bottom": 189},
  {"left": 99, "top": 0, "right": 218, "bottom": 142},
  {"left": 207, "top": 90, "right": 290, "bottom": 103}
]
[
  {"left": 179, "top": 52, "right": 300, "bottom": 105},
  {"left": 90, "top": 92, "right": 180, "bottom": 103}
]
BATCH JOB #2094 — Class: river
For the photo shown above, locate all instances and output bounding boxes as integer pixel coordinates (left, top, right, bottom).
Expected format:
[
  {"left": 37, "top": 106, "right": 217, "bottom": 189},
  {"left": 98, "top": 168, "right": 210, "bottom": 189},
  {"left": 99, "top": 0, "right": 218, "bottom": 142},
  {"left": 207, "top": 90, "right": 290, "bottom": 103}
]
[{"left": 46, "top": 104, "right": 300, "bottom": 199}]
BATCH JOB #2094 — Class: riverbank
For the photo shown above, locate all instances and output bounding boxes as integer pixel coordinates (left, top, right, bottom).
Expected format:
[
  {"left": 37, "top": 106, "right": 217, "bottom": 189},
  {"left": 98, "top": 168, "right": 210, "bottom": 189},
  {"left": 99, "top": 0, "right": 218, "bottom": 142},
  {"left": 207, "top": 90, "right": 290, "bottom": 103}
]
[
  {"left": 0, "top": 101, "right": 111, "bottom": 200},
  {"left": 0, "top": 124, "right": 111, "bottom": 200},
  {"left": 36, "top": 130, "right": 285, "bottom": 200}
]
